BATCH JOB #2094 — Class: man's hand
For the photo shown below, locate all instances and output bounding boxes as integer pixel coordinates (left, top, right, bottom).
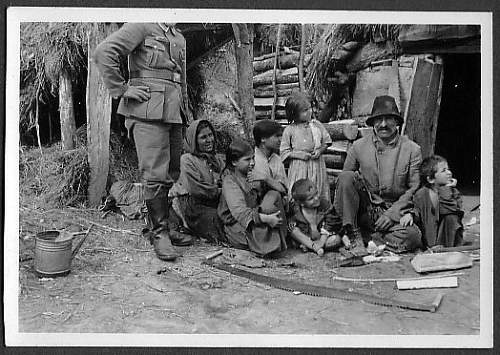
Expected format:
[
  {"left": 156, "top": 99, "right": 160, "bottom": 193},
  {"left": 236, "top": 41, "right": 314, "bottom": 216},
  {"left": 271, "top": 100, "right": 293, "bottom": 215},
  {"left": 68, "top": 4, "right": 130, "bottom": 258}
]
[
  {"left": 293, "top": 151, "right": 311, "bottom": 161},
  {"left": 260, "top": 211, "right": 282, "bottom": 228},
  {"left": 399, "top": 213, "right": 413, "bottom": 227},
  {"left": 123, "top": 85, "right": 151, "bottom": 102},
  {"left": 374, "top": 215, "right": 393, "bottom": 232}
]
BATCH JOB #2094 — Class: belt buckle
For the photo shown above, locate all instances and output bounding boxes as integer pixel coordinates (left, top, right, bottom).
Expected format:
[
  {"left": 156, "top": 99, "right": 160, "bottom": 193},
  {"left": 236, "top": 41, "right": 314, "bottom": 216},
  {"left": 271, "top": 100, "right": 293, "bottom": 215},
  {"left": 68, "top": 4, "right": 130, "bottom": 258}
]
[{"left": 173, "top": 73, "right": 181, "bottom": 82}]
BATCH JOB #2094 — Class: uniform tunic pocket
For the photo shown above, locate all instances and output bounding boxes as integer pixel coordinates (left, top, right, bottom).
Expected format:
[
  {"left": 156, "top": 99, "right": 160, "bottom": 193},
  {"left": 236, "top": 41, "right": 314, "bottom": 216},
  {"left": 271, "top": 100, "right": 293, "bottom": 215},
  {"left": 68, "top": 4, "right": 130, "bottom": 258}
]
[
  {"left": 117, "top": 86, "right": 165, "bottom": 120},
  {"left": 144, "top": 37, "right": 175, "bottom": 70}
]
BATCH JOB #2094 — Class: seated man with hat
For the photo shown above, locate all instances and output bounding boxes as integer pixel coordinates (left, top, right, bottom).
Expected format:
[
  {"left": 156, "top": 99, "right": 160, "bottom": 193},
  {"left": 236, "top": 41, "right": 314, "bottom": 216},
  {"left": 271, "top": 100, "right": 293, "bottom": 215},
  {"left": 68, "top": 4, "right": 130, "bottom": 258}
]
[{"left": 333, "top": 95, "right": 423, "bottom": 254}]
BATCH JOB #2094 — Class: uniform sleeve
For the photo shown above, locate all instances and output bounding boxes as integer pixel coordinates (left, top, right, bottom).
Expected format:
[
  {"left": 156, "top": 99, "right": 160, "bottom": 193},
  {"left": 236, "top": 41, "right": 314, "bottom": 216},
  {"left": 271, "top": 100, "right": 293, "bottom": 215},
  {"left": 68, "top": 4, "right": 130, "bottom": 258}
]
[
  {"left": 180, "top": 155, "right": 220, "bottom": 201},
  {"left": 222, "top": 175, "right": 261, "bottom": 230},
  {"left": 92, "top": 23, "right": 148, "bottom": 98},
  {"left": 343, "top": 144, "right": 359, "bottom": 171},
  {"left": 179, "top": 35, "right": 193, "bottom": 124},
  {"left": 280, "top": 126, "right": 293, "bottom": 162}
]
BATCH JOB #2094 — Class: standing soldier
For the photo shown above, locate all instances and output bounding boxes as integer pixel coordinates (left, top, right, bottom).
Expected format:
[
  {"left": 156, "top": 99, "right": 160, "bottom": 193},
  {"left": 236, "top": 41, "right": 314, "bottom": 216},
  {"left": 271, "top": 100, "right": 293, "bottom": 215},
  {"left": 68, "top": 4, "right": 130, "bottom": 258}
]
[{"left": 93, "top": 23, "right": 194, "bottom": 261}]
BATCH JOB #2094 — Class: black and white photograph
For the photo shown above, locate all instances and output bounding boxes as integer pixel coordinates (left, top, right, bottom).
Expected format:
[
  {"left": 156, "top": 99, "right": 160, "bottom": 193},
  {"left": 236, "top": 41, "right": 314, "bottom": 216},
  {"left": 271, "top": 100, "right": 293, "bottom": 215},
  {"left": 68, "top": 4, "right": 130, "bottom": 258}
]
[{"left": 4, "top": 7, "right": 493, "bottom": 348}]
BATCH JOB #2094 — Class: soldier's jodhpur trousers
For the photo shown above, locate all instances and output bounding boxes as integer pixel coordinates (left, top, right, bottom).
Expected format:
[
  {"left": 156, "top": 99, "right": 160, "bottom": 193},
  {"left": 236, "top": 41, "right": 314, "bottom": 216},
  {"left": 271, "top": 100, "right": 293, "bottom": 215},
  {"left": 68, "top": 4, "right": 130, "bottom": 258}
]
[{"left": 130, "top": 120, "right": 183, "bottom": 202}]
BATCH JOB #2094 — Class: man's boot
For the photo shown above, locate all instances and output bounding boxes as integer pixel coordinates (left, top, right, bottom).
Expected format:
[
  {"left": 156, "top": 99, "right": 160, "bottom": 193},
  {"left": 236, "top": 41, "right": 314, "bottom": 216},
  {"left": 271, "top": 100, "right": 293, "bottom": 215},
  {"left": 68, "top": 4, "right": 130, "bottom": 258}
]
[
  {"left": 145, "top": 198, "right": 181, "bottom": 261},
  {"left": 340, "top": 224, "right": 368, "bottom": 257}
]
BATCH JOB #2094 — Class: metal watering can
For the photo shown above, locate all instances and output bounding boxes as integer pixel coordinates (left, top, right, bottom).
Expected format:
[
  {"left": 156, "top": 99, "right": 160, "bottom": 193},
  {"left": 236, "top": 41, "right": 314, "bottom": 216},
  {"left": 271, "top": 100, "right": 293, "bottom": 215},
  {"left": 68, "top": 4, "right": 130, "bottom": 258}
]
[{"left": 34, "top": 226, "right": 93, "bottom": 277}]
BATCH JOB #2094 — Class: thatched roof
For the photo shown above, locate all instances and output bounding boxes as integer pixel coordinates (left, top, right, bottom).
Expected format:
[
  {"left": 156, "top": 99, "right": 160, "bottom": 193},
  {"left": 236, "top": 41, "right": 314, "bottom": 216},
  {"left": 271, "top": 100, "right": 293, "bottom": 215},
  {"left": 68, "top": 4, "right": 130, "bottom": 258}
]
[
  {"left": 306, "top": 24, "right": 403, "bottom": 99},
  {"left": 20, "top": 22, "right": 90, "bottom": 132}
]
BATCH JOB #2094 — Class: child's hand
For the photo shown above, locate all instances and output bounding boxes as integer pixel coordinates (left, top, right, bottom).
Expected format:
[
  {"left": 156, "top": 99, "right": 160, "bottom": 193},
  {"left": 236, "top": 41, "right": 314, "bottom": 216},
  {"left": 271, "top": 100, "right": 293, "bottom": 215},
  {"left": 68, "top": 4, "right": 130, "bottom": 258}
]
[
  {"left": 374, "top": 215, "right": 393, "bottom": 231},
  {"left": 260, "top": 211, "right": 282, "bottom": 228},
  {"left": 447, "top": 178, "right": 457, "bottom": 187},
  {"left": 310, "top": 150, "right": 321, "bottom": 160},
  {"left": 293, "top": 151, "right": 311, "bottom": 161},
  {"left": 399, "top": 213, "right": 413, "bottom": 227}
]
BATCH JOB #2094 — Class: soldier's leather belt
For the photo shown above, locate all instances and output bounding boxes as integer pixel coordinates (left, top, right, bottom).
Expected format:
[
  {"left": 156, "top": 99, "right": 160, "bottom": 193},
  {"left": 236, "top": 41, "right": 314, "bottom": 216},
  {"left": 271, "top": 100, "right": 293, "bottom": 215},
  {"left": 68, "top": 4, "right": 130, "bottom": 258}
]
[{"left": 130, "top": 70, "right": 181, "bottom": 83}]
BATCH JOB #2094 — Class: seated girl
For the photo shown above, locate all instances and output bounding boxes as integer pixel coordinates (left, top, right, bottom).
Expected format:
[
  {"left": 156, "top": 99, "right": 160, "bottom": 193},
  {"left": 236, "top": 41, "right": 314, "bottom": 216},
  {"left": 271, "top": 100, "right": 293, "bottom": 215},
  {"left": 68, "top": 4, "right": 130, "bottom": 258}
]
[
  {"left": 288, "top": 179, "right": 341, "bottom": 256},
  {"left": 178, "top": 120, "right": 225, "bottom": 242},
  {"left": 217, "top": 138, "right": 287, "bottom": 256}
]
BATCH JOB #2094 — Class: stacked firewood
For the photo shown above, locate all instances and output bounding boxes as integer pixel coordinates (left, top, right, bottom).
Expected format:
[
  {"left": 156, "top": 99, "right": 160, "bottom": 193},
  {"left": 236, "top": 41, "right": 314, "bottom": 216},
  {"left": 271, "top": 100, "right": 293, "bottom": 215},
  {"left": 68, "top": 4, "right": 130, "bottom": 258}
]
[{"left": 252, "top": 50, "right": 310, "bottom": 125}]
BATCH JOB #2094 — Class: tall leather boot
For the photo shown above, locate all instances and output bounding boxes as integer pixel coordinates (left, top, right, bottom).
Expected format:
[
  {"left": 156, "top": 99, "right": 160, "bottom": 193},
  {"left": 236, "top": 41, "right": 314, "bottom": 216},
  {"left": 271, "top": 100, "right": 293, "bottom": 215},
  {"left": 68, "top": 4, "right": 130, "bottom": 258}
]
[{"left": 145, "top": 198, "right": 179, "bottom": 261}]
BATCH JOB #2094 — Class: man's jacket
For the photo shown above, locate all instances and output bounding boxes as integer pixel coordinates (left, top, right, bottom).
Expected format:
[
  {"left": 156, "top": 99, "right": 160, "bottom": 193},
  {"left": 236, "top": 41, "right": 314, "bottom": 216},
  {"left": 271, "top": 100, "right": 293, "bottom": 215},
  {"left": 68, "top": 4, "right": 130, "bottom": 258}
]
[
  {"left": 93, "top": 23, "right": 191, "bottom": 124},
  {"left": 343, "top": 132, "right": 422, "bottom": 222}
]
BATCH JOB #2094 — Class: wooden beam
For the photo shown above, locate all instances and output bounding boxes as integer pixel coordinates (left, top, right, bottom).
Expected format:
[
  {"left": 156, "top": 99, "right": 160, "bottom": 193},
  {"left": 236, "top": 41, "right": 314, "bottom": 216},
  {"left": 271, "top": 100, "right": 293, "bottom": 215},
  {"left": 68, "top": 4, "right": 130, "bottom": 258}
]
[{"left": 86, "top": 23, "right": 117, "bottom": 206}]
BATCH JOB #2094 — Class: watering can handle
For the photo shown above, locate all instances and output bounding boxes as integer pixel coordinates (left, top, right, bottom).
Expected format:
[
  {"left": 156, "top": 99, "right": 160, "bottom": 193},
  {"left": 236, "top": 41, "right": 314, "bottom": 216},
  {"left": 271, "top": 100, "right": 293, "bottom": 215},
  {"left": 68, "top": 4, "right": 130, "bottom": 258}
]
[{"left": 71, "top": 225, "right": 94, "bottom": 259}]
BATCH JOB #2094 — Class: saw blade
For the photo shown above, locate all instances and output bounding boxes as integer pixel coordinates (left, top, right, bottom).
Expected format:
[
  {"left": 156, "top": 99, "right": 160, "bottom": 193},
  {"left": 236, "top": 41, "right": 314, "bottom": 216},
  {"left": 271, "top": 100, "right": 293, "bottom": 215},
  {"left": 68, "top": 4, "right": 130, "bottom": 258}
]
[{"left": 208, "top": 262, "right": 440, "bottom": 312}]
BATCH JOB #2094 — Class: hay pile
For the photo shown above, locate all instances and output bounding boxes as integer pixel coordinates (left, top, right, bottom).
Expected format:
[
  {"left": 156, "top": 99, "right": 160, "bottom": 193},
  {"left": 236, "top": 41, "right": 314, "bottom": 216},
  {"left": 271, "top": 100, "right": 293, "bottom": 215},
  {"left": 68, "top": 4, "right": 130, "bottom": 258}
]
[
  {"left": 20, "top": 144, "right": 89, "bottom": 208},
  {"left": 20, "top": 124, "right": 140, "bottom": 208}
]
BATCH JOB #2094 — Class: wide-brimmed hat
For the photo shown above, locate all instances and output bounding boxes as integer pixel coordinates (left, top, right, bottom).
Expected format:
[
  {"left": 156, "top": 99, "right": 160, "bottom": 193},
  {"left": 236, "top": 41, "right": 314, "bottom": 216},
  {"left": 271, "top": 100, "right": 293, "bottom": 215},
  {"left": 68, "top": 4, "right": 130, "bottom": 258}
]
[{"left": 365, "top": 95, "right": 404, "bottom": 126}]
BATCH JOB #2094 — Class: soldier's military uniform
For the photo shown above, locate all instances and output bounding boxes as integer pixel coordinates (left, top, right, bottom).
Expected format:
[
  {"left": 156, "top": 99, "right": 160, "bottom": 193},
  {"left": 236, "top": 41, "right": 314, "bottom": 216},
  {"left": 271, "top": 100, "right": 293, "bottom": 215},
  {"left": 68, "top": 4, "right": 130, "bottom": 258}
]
[{"left": 94, "top": 23, "right": 193, "bottom": 261}]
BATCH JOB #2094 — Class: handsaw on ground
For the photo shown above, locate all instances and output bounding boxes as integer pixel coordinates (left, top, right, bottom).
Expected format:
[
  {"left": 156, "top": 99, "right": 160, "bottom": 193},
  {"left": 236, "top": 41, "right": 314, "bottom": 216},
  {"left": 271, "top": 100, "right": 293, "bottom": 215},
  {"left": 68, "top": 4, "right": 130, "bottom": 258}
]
[{"left": 204, "top": 260, "right": 443, "bottom": 312}]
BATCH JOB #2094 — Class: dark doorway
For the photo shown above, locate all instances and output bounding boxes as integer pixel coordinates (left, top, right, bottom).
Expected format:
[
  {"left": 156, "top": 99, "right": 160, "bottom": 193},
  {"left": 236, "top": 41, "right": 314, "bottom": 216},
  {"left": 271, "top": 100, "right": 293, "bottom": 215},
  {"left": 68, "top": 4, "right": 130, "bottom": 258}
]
[{"left": 435, "top": 54, "right": 480, "bottom": 194}]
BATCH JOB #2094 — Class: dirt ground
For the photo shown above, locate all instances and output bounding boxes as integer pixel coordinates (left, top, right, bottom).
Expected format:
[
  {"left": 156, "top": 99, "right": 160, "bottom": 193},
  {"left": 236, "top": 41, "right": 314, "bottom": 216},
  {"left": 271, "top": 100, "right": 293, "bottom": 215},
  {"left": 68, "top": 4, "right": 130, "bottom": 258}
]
[{"left": 17, "top": 195, "right": 480, "bottom": 335}]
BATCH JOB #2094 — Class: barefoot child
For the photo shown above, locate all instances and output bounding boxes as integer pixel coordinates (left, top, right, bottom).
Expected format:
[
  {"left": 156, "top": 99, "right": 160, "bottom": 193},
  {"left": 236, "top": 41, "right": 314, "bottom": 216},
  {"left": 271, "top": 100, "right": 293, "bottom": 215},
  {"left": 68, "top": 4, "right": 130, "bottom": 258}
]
[
  {"left": 288, "top": 179, "right": 342, "bottom": 256},
  {"left": 280, "top": 92, "right": 332, "bottom": 209},
  {"left": 218, "top": 138, "right": 288, "bottom": 256},
  {"left": 413, "top": 155, "right": 464, "bottom": 248}
]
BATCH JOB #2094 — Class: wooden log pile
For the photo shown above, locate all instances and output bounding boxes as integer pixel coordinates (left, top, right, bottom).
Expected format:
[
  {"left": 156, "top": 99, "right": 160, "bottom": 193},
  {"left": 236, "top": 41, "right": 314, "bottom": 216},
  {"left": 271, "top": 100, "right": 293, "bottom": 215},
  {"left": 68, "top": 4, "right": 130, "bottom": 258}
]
[{"left": 252, "top": 50, "right": 310, "bottom": 124}]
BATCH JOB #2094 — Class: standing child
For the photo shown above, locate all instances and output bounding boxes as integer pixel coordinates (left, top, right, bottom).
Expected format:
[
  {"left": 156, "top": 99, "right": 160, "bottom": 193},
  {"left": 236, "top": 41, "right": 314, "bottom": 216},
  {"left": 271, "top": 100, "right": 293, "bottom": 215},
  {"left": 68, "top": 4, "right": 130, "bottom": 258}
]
[
  {"left": 288, "top": 179, "right": 342, "bottom": 256},
  {"left": 413, "top": 155, "right": 464, "bottom": 248},
  {"left": 218, "top": 138, "right": 288, "bottom": 256},
  {"left": 280, "top": 92, "right": 332, "bottom": 209}
]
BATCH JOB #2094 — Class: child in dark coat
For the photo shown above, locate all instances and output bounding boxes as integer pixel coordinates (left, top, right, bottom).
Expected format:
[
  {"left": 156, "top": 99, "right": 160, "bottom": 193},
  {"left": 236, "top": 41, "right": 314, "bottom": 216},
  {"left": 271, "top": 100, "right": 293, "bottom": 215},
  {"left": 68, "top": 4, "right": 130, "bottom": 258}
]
[{"left": 413, "top": 155, "right": 464, "bottom": 248}]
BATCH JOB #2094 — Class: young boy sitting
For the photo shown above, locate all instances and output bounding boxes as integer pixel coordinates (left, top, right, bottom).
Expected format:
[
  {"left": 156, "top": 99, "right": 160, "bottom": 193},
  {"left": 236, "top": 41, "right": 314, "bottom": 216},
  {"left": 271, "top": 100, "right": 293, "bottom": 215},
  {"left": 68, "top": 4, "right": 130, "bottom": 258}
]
[
  {"left": 288, "top": 179, "right": 342, "bottom": 256},
  {"left": 413, "top": 155, "right": 464, "bottom": 248}
]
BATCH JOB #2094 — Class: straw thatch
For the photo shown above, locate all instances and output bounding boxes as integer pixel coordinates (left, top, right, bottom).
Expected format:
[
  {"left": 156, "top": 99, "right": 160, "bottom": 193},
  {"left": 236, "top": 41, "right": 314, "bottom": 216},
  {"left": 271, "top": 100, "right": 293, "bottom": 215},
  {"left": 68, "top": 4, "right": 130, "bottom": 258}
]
[
  {"left": 20, "top": 22, "right": 91, "bottom": 137},
  {"left": 306, "top": 24, "right": 403, "bottom": 99}
]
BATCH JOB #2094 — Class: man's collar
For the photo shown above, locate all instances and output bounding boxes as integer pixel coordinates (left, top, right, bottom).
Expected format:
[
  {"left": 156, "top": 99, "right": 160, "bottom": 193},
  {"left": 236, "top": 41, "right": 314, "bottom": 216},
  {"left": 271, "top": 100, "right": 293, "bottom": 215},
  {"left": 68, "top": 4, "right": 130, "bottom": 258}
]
[{"left": 158, "top": 23, "right": 177, "bottom": 35}]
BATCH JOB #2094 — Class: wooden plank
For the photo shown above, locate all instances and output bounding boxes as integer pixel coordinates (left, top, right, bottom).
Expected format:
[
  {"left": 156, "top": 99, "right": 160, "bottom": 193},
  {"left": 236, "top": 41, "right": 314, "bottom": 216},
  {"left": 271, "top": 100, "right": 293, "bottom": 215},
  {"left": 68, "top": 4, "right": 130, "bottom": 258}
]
[
  {"left": 255, "top": 82, "right": 299, "bottom": 92},
  {"left": 254, "top": 87, "right": 298, "bottom": 98},
  {"left": 323, "top": 153, "right": 345, "bottom": 169},
  {"left": 254, "top": 96, "right": 287, "bottom": 108},
  {"left": 323, "top": 121, "right": 359, "bottom": 140},
  {"left": 255, "top": 109, "right": 286, "bottom": 120},
  {"left": 403, "top": 57, "right": 443, "bottom": 158},
  {"left": 87, "top": 23, "right": 117, "bottom": 206},
  {"left": 253, "top": 53, "right": 299, "bottom": 73},
  {"left": 351, "top": 60, "right": 401, "bottom": 122},
  {"left": 253, "top": 67, "right": 299, "bottom": 87},
  {"left": 327, "top": 140, "right": 351, "bottom": 153},
  {"left": 59, "top": 72, "right": 76, "bottom": 150},
  {"left": 396, "top": 277, "right": 458, "bottom": 290}
]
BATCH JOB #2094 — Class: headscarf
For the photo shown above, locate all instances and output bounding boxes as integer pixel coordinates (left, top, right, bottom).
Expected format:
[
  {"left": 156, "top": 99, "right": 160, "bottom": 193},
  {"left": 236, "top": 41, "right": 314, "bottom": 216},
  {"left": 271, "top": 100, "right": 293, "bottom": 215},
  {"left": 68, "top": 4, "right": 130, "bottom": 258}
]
[{"left": 184, "top": 119, "right": 221, "bottom": 173}]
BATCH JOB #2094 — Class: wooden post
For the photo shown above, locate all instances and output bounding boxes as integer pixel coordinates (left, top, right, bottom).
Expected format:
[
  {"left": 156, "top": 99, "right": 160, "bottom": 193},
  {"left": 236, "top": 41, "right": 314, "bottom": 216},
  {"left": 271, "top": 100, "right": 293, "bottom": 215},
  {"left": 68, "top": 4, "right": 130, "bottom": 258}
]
[
  {"left": 403, "top": 56, "right": 444, "bottom": 158},
  {"left": 86, "top": 23, "right": 116, "bottom": 206},
  {"left": 271, "top": 24, "right": 282, "bottom": 121},
  {"left": 298, "top": 24, "right": 306, "bottom": 92},
  {"left": 59, "top": 71, "right": 76, "bottom": 150},
  {"left": 232, "top": 23, "right": 255, "bottom": 140}
]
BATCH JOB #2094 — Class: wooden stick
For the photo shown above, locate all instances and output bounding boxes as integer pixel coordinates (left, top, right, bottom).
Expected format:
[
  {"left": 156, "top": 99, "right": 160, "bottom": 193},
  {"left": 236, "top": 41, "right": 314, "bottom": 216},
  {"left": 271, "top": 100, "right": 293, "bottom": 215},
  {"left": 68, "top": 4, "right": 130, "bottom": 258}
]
[
  {"left": 332, "top": 272, "right": 465, "bottom": 283},
  {"left": 271, "top": 24, "right": 282, "bottom": 121},
  {"left": 298, "top": 24, "right": 306, "bottom": 92}
]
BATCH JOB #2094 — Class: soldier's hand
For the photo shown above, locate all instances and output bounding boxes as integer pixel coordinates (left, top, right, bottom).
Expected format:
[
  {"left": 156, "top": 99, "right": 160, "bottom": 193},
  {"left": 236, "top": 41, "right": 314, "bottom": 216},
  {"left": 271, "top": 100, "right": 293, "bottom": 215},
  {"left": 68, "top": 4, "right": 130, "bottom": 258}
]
[
  {"left": 374, "top": 215, "right": 392, "bottom": 232},
  {"left": 123, "top": 85, "right": 151, "bottom": 102}
]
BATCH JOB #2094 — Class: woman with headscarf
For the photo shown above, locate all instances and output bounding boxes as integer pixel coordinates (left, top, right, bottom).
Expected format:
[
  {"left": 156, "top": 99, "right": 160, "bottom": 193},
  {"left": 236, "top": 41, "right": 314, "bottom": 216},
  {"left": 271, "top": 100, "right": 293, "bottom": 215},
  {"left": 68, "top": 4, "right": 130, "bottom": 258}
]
[{"left": 178, "top": 120, "right": 225, "bottom": 242}]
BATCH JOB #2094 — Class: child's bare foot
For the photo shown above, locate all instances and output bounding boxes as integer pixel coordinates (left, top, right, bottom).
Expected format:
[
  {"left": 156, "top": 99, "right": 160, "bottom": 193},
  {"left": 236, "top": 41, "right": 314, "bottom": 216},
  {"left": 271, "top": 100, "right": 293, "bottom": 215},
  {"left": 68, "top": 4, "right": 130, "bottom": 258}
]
[
  {"left": 311, "top": 242, "right": 324, "bottom": 257},
  {"left": 342, "top": 235, "right": 351, "bottom": 249}
]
